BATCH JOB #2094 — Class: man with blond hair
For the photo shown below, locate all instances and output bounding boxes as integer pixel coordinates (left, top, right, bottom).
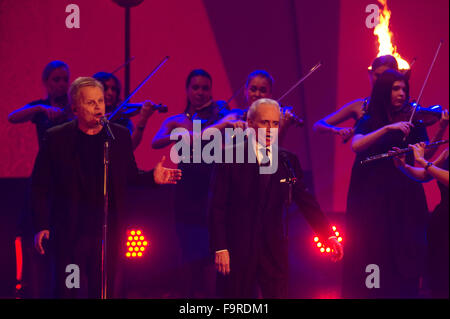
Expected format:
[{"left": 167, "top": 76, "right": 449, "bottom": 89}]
[{"left": 31, "top": 77, "right": 181, "bottom": 298}]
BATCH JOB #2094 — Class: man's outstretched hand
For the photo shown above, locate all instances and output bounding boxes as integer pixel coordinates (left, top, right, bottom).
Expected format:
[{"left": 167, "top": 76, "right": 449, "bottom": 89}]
[{"left": 153, "top": 156, "right": 182, "bottom": 184}]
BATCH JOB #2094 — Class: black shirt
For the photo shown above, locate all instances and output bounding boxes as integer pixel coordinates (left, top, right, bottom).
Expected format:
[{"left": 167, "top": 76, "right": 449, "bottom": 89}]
[{"left": 75, "top": 128, "right": 107, "bottom": 236}]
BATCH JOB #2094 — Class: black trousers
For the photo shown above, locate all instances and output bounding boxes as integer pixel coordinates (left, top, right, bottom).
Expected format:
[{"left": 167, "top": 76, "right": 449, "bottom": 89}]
[{"left": 216, "top": 256, "right": 288, "bottom": 299}]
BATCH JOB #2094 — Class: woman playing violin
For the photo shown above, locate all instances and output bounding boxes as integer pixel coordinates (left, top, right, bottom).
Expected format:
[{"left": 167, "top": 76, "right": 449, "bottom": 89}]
[
  {"left": 313, "top": 55, "right": 399, "bottom": 141},
  {"left": 8, "top": 61, "right": 72, "bottom": 149},
  {"left": 152, "top": 69, "right": 244, "bottom": 150},
  {"left": 343, "top": 69, "right": 430, "bottom": 298}
]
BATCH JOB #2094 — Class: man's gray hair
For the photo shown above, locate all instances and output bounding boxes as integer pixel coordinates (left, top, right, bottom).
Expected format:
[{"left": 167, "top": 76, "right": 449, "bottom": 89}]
[
  {"left": 69, "top": 76, "right": 104, "bottom": 109},
  {"left": 247, "top": 98, "right": 280, "bottom": 120}
]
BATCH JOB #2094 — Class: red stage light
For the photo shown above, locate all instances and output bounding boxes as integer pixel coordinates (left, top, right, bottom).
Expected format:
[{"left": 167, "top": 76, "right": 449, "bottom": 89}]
[
  {"left": 313, "top": 225, "right": 343, "bottom": 255},
  {"left": 126, "top": 229, "right": 149, "bottom": 258}
]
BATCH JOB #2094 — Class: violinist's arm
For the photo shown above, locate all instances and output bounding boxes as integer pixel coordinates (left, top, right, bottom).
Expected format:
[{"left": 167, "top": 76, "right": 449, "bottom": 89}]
[
  {"left": 205, "top": 113, "right": 245, "bottom": 132},
  {"left": 8, "top": 104, "right": 46, "bottom": 123},
  {"left": 152, "top": 115, "right": 193, "bottom": 149},
  {"left": 352, "top": 121, "right": 414, "bottom": 153},
  {"left": 313, "top": 100, "right": 363, "bottom": 135},
  {"left": 424, "top": 109, "right": 449, "bottom": 160},
  {"left": 131, "top": 101, "right": 155, "bottom": 150},
  {"left": 152, "top": 118, "right": 178, "bottom": 149},
  {"left": 415, "top": 148, "right": 449, "bottom": 187},
  {"left": 351, "top": 127, "right": 388, "bottom": 153}
]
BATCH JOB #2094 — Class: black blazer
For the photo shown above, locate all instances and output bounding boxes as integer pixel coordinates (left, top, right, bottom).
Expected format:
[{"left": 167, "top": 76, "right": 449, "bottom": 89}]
[
  {"left": 30, "top": 120, "right": 155, "bottom": 253},
  {"left": 209, "top": 140, "right": 333, "bottom": 275}
]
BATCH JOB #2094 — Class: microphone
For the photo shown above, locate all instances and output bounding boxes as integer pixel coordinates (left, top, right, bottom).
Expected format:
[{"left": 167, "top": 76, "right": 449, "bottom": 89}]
[
  {"left": 280, "top": 152, "right": 297, "bottom": 184},
  {"left": 99, "top": 116, "right": 109, "bottom": 126},
  {"left": 99, "top": 116, "right": 115, "bottom": 140}
]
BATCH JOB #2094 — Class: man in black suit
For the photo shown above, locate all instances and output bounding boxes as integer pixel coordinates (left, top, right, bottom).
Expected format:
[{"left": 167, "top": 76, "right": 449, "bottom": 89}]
[
  {"left": 31, "top": 77, "right": 181, "bottom": 298},
  {"left": 209, "top": 98, "right": 343, "bottom": 298}
]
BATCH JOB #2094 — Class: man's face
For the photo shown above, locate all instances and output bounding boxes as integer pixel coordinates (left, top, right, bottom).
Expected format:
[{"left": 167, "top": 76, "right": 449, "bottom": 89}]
[
  {"left": 186, "top": 76, "right": 212, "bottom": 110},
  {"left": 247, "top": 103, "right": 280, "bottom": 146},
  {"left": 245, "top": 76, "right": 272, "bottom": 106},
  {"left": 103, "top": 78, "right": 119, "bottom": 110},
  {"left": 74, "top": 86, "right": 105, "bottom": 128}
]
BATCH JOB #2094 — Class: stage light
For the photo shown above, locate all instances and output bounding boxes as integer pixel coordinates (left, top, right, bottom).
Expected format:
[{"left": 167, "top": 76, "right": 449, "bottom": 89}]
[
  {"left": 126, "top": 229, "right": 149, "bottom": 258},
  {"left": 313, "top": 225, "right": 343, "bottom": 256}
]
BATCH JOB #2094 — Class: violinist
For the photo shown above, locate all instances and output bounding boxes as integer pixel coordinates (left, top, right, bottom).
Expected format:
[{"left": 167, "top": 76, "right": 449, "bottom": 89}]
[
  {"left": 8, "top": 60, "right": 72, "bottom": 149},
  {"left": 93, "top": 72, "right": 154, "bottom": 150},
  {"left": 343, "top": 70, "right": 429, "bottom": 298},
  {"left": 393, "top": 142, "right": 448, "bottom": 298},
  {"left": 152, "top": 69, "right": 245, "bottom": 150},
  {"left": 313, "top": 55, "right": 399, "bottom": 142}
]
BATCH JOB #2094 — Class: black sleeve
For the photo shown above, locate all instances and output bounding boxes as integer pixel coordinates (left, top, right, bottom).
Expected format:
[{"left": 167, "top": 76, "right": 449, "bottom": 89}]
[
  {"left": 354, "top": 114, "right": 372, "bottom": 135},
  {"left": 30, "top": 132, "right": 53, "bottom": 232},
  {"left": 208, "top": 162, "right": 231, "bottom": 252},
  {"left": 290, "top": 154, "right": 334, "bottom": 239}
]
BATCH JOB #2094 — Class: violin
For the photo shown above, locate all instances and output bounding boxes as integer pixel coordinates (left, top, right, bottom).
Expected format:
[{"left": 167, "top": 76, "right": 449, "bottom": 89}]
[
  {"left": 231, "top": 105, "right": 304, "bottom": 127},
  {"left": 106, "top": 102, "right": 168, "bottom": 119},
  {"left": 392, "top": 102, "right": 442, "bottom": 127},
  {"left": 280, "top": 105, "right": 304, "bottom": 127}
]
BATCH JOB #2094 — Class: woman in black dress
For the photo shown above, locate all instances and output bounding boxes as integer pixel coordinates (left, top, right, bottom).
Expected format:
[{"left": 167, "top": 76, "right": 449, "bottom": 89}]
[
  {"left": 394, "top": 142, "right": 449, "bottom": 298},
  {"left": 343, "top": 70, "right": 429, "bottom": 298}
]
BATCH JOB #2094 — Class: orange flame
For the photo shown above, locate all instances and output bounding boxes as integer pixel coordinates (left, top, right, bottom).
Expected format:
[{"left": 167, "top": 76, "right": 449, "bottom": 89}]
[{"left": 372, "top": 0, "right": 410, "bottom": 70}]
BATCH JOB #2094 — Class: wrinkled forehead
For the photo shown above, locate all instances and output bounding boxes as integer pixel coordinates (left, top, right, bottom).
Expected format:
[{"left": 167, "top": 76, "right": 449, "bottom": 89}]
[{"left": 79, "top": 86, "right": 104, "bottom": 100}]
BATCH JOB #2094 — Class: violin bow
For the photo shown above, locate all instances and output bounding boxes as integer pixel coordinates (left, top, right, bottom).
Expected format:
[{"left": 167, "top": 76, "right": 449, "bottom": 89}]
[
  {"left": 108, "top": 56, "right": 170, "bottom": 122},
  {"left": 226, "top": 81, "right": 246, "bottom": 105},
  {"left": 111, "top": 56, "right": 136, "bottom": 74},
  {"left": 277, "top": 61, "right": 322, "bottom": 102},
  {"left": 409, "top": 40, "right": 444, "bottom": 123}
]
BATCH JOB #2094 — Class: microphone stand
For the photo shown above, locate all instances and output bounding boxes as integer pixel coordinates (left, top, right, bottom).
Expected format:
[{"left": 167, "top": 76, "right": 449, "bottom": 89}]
[
  {"left": 100, "top": 117, "right": 115, "bottom": 299},
  {"left": 280, "top": 153, "right": 297, "bottom": 239}
]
